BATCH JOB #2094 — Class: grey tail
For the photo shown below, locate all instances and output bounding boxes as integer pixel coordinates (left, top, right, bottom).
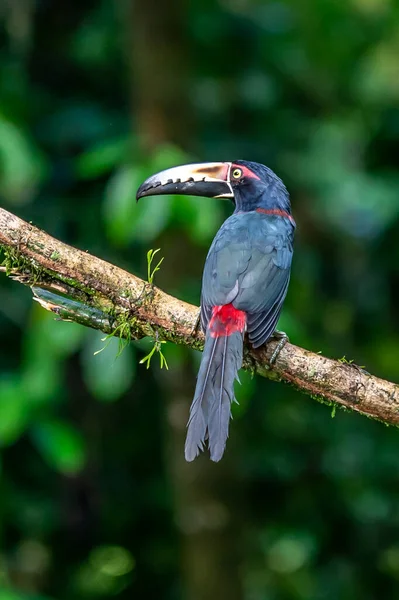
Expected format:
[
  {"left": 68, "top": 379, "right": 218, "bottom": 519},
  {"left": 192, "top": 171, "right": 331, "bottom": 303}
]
[{"left": 184, "top": 329, "right": 244, "bottom": 462}]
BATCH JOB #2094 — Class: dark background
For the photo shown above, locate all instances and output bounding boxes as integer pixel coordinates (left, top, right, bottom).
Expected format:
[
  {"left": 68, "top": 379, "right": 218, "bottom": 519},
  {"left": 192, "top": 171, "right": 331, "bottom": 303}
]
[{"left": 1, "top": 0, "right": 399, "bottom": 598}]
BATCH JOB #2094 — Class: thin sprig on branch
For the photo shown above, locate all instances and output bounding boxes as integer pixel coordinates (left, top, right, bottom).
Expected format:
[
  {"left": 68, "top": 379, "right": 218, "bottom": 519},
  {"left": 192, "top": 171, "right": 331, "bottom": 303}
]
[{"left": 0, "top": 207, "right": 398, "bottom": 426}]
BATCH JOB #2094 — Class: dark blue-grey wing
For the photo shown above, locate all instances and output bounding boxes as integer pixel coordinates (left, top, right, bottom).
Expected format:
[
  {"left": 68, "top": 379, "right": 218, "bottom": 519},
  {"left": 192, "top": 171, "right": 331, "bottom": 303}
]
[
  {"left": 200, "top": 213, "right": 293, "bottom": 347},
  {"left": 201, "top": 217, "right": 253, "bottom": 330},
  {"left": 240, "top": 235, "right": 293, "bottom": 348},
  {"left": 245, "top": 270, "right": 290, "bottom": 347}
]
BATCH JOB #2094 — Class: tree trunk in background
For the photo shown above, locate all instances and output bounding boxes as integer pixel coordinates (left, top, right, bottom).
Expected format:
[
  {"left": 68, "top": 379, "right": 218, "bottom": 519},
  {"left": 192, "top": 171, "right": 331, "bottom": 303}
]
[
  {"left": 127, "top": 0, "right": 192, "bottom": 151},
  {"left": 162, "top": 358, "right": 243, "bottom": 600},
  {"left": 126, "top": 1, "right": 244, "bottom": 598}
]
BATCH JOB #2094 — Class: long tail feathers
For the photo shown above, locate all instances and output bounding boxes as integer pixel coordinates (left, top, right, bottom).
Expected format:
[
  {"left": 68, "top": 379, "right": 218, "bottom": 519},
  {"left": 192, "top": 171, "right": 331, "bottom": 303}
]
[{"left": 184, "top": 329, "right": 244, "bottom": 462}]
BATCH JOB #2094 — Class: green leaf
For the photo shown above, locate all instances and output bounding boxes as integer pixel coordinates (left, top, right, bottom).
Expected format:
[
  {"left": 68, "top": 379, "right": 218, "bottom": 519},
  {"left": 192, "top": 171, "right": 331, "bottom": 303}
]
[
  {"left": 81, "top": 330, "right": 135, "bottom": 402},
  {"left": 230, "top": 369, "right": 256, "bottom": 418},
  {"left": 21, "top": 310, "right": 66, "bottom": 407},
  {"left": 31, "top": 310, "right": 85, "bottom": 357},
  {"left": 0, "top": 115, "right": 47, "bottom": 205},
  {"left": 103, "top": 165, "right": 171, "bottom": 246},
  {"left": 0, "top": 377, "right": 29, "bottom": 446},
  {"left": 146, "top": 248, "right": 164, "bottom": 283},
  {"left": 149, "top": 144, "right": 189, "bottom": 172},
  {"left": 171, "top": 194, "right": 224, "bottom": 245},
  {"left": 75, "top": 136, "right": 129, "bottom": 180},
  {"left": 0, "top": 587, "right": 55, "bottom": 600},
  {"left": 31, "top": 420, "right": 86, "bottom": 474},
  {"left": 0, "top": 592, "right": 52, "bottom": 600}
]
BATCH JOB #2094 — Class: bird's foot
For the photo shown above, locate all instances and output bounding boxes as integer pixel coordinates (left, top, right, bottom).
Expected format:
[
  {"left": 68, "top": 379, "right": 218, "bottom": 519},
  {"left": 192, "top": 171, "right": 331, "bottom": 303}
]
[{"left": 269, "top": 330, "right": 289, "bottom": 366}]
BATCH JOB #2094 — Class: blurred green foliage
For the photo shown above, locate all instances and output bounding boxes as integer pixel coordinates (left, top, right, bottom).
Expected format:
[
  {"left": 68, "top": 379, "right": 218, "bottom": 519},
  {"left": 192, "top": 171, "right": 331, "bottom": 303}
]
[{"left": 0, "top": 0, "right": 399, "bottom": 599}]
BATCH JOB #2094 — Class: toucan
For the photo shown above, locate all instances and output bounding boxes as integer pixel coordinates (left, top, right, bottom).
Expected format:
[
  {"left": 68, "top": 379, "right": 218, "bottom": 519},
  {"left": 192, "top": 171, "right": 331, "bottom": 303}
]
[{"left": 136, "top": 161, "right": 295, "bottom": 462}]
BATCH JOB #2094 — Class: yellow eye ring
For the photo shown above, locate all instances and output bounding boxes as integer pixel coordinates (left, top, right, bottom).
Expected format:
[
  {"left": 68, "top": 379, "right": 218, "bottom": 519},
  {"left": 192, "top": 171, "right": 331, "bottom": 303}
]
[{"left": 232, "top": 168, "right": 242, "bottom": 179}]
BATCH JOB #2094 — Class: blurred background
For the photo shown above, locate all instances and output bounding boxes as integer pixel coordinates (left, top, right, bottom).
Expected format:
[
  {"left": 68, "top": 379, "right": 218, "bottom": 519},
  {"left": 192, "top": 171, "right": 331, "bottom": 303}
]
[{"left": 0, "top": 0, "right": 399, "bottom": 598}]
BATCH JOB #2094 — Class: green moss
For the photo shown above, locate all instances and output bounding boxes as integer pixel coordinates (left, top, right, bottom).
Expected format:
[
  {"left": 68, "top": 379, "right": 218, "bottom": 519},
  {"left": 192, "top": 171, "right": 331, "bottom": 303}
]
[
  {"left": 46, "top": 270, "right": 95, "bottom": 296},
  {"left": 1, "top": 245, "right": 45, "bottom": 280},
  {"left": 309, "top": 392, "right": 333, "bottom": 407},
  {"left": 32, "top": 241, "right": 45, "bottom": 250},
  {"left": 1, "top": 244, "right": 100, "bottom": 297}
]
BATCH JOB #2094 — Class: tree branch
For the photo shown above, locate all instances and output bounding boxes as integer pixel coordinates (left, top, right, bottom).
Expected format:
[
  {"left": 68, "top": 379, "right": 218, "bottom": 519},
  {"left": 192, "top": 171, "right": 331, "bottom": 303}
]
[{"left": 1, "top": 207, "right": 398, "bottom": 425}]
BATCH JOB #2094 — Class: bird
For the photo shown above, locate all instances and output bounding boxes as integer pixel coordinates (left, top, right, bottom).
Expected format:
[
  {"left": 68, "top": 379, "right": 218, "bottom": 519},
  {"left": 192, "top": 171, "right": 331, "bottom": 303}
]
[{"left": 136, "top": 161, "right": 295, "bottom": 462}]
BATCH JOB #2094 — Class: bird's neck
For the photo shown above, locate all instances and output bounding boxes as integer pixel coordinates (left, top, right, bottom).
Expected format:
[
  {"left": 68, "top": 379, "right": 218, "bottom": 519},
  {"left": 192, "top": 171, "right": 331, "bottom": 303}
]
[
  {"left": 233, "top": 186, "right": 292, "bottom": 218},
  {"left": 254, "top": 207, "right": 295, "bottom": 223}
]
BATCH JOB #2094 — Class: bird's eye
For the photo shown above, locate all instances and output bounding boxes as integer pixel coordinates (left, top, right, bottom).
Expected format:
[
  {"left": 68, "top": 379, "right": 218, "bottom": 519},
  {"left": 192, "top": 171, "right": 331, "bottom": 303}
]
[{"left": 232, "top": 168, "right": 242, "bottom": 179}]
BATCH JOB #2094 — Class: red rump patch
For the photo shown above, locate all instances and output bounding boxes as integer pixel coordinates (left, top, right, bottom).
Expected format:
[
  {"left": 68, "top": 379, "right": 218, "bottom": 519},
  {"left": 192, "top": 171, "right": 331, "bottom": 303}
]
[{"left": 209, "top": 304, "right": 246, "bottom": 338}]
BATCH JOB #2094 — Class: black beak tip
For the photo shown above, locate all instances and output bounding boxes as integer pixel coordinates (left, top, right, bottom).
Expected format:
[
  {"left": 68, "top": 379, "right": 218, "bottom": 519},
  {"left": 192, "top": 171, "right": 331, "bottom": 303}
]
[{"left": 136, "top": 181, "right": 158, "bottom": 202}]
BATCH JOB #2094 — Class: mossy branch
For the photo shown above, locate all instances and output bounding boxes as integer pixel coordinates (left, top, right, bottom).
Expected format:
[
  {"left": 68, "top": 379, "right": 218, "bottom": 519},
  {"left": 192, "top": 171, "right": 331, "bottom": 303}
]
[{"left": 1, "top": 207, "right": 398, "bottom": 426}]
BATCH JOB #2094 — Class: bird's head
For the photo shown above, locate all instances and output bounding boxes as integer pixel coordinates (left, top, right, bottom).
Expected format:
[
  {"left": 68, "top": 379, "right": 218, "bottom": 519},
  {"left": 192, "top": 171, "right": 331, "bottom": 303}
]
[{"left": 136, "top": 160, "right": 291, "bottom": 213}]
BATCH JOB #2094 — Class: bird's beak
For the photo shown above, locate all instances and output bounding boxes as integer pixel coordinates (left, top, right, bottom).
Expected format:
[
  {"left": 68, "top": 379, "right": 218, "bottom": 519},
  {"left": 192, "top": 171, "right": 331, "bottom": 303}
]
[{"left": 136, "top": 162, "right": 233, "bottom": 201}]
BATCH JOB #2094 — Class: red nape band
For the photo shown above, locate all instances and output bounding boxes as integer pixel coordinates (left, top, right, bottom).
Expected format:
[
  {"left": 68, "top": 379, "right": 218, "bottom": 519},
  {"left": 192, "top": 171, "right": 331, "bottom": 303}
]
[
  {"left": 209, "top": 304, "right": 246, "bottom": 338},
  {"left": 256, "top": 208, "right": 295, "bottom": 223}
]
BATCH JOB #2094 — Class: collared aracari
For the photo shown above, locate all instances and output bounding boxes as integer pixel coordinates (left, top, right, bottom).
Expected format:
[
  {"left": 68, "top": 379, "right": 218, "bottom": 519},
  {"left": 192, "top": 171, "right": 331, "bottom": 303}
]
[{"left": 136, "top": 161, "right": 295, "bottom": 462}]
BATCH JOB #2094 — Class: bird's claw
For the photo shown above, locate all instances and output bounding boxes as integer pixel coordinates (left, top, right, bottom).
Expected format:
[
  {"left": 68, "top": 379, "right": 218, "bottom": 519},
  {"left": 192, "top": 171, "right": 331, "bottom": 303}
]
[{"left": 269, "top": 330, "right": 289, "bottom": 366}]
